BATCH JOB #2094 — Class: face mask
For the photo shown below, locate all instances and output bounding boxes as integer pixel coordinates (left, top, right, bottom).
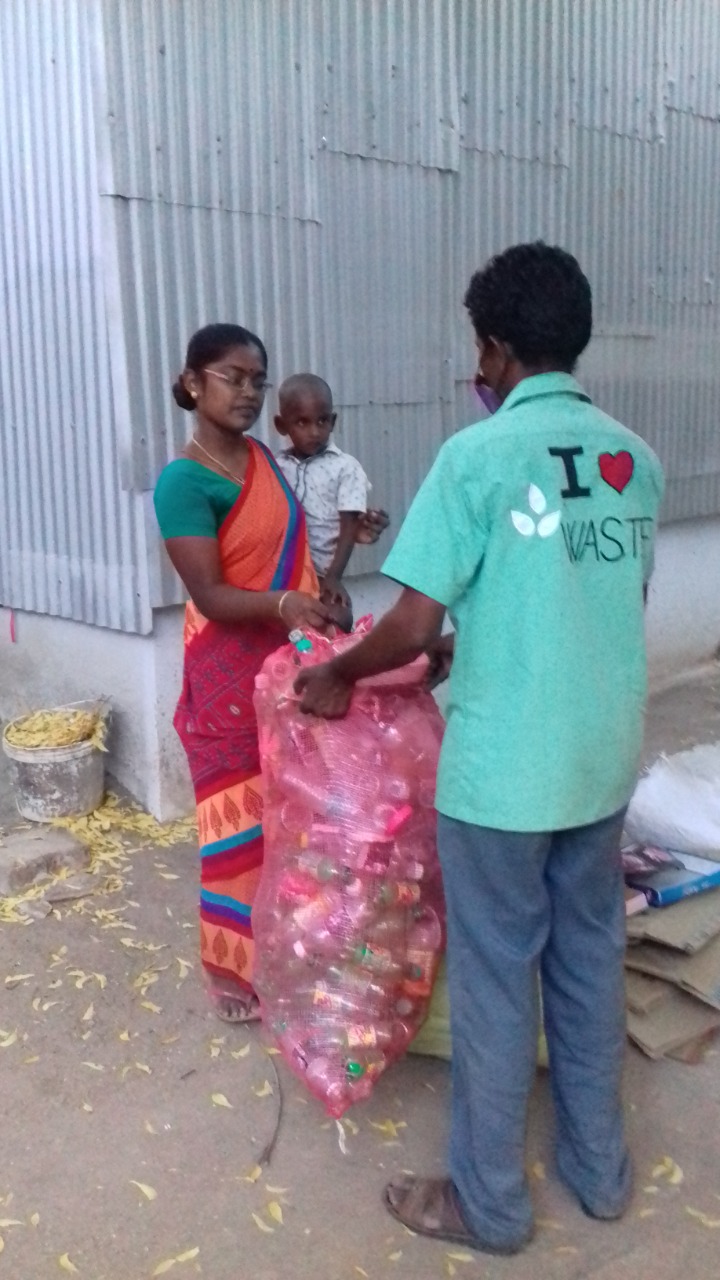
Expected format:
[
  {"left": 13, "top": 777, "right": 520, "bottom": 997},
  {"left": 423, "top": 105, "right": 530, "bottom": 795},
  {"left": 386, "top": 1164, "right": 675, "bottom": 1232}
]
[{"left": 474, "top": 381, "right": 502, "bottom": 415}]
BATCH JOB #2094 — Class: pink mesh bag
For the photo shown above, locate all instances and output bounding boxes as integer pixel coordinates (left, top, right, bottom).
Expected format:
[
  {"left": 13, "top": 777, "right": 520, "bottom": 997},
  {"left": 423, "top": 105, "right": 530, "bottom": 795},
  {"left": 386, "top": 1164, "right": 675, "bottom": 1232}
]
[{"left": 252, "top": 620, "right": 446, "bottom": 1116}]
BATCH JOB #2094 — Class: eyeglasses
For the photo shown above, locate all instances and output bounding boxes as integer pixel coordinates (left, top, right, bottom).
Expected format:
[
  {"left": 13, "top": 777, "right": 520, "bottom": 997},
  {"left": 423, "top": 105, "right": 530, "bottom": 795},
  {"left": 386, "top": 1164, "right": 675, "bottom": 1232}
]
[{"left": 203, "top": 368, "right": 272, "bottom": 394}]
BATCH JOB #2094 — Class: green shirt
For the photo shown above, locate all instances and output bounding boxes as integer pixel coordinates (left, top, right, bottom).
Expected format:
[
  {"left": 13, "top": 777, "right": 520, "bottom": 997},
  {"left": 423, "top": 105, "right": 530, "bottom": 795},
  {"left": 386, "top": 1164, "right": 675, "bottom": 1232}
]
[
  {"left": 153, "top": 459, "right": 240, "bottom": 539},
  {"left": 382, "top": 373, "right": 665, "bottom": 832}
]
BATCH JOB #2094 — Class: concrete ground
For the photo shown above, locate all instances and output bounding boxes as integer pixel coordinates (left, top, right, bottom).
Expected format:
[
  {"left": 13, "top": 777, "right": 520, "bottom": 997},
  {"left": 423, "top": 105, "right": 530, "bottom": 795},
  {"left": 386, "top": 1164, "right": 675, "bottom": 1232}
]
[{"left": 1, "top": 665, "right": 720, "bottom": 1280}]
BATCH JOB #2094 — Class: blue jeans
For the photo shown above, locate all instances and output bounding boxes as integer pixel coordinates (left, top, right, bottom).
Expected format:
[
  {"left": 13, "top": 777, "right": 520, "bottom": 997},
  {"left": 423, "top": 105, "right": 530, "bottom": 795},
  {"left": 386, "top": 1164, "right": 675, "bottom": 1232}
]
[{"left": 438, "top": 809, "right": 630, "bottom": 1248}]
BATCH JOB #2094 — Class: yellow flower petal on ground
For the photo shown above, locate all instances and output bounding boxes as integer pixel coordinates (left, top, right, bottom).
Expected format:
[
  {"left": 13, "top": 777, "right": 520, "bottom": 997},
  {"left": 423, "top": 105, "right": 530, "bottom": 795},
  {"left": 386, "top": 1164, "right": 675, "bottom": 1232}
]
[
  {"left": 175, "top": 1249, "right": 199, "bottom": 1263},
  {"left": 0, "top": 1031, "right": 18, "bottom": 1048},
  {"left": 211, "top": 1093, "right": 233, "bottom": 1108},
  {"left": 267, "top": 1201, "right": 283, "bottom": 1225},
  {"left": 130, "top": 1181, "right": 157, "bottom": 1201},
  {"left": 388, "top": 1250, "right": 403, "bottom": 1261},
  {"left": 140, "top": 1001, "right": 162, "bottom": 1014},
  {"left": 253, "top": 1080, "right": 273, "bottom": 1098},
  {"left": 82, "top": 1004, "right": 94, "bottom": 1022},
  {"left": 446, "top": 1252, "right": 474, "bottom": 1262},
  {"left": 59, "top": 1254, "right": 79, "bottom": 1273},
  {"left": 0, "top": 1219, "right": 23, "bottom": 1227},
  {"left": 243, "top": 1166, "right": 262, "bottom": 1184},
  {"left": 251, "top": 1212, "right": 274, "bottom": 1234},
  {"left": 230, "top": 1044, "right": 250, "bottom": 1059},
  {"left": 29, "top": 1213, "right": 40, "bottom": 1227},
  {"left": 686, "top": 1207, "right": 720, "bottom": 1228},
  {"left": 152, "top": 1260, "right": 176, "bottom": 1276},
  {"left": 369, "top": 1119, "right": 407, "bottom": 1139}
]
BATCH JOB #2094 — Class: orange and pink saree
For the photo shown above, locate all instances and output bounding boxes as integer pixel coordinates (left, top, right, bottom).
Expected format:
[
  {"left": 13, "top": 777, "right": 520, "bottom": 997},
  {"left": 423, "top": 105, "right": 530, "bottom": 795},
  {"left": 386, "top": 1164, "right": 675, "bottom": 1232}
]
[{"left": 174, "top": 439, "right": 317, "bottom": 995}]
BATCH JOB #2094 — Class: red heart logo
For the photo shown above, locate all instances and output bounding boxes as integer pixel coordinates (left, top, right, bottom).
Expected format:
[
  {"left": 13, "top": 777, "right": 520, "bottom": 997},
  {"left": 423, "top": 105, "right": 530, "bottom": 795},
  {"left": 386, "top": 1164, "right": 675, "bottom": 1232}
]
[{"left": 598, "top": 451, "right": 634, "bottom": 493}]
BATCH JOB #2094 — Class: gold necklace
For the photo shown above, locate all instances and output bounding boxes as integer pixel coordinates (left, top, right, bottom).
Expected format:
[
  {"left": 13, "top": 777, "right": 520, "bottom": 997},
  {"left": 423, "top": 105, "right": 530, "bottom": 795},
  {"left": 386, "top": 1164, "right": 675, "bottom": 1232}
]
[{"left": 190, "top": 436, "right": 245, "bottom": 486}]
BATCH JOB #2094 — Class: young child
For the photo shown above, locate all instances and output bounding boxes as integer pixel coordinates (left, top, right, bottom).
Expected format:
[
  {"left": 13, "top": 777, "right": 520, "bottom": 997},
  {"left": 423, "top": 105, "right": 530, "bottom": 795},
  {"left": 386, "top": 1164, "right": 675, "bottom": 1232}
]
[{"left": 274, "top": 373, "right": 374, "bottom": 605}]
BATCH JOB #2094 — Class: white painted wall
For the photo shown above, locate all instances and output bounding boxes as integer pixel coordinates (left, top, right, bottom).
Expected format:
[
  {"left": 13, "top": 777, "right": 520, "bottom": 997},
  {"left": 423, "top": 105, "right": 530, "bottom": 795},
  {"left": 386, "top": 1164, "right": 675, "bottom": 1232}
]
[
  {"left": 1, "top": 515, "right": 718, "bottom": 821},
  {"left": 645, "top": 517, "right": 720, "bottom": 683},
  {"left": 0, "top": 607, "right": 190, "bottom": 821}
]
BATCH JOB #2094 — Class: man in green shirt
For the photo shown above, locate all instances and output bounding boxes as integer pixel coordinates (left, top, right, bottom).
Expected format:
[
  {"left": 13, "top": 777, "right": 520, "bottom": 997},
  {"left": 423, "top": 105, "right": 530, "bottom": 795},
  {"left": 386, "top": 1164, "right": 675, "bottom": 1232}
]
[{"left": 296, "top": 243, "right": 664, "bottom": 1255}]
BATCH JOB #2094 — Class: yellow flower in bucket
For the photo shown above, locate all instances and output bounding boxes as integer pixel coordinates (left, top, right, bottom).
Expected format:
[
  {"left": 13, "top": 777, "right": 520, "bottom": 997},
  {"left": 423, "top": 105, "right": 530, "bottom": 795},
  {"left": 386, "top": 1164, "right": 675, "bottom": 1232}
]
[{"left": 5, "top": 708, "right": 108, "bottom": 752}]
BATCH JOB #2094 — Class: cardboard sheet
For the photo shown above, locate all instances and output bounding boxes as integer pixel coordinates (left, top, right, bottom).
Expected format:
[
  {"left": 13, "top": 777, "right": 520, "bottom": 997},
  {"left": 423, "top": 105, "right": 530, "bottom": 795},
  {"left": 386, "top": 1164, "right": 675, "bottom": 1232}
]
[
  {"left": 626, "top": 887, "right": 720, "bottom": 954},
  {"left": 627, "top": 986, "right": 720, "bottom": 1058},
  {"left": 625, "top": 931, "right": 720, "bottom": 1011}
]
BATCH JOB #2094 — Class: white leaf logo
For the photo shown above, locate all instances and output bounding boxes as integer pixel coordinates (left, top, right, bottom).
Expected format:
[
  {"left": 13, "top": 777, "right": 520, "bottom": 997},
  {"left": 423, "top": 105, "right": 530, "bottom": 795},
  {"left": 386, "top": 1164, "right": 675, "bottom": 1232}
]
[
  {"left": 510, "top": 483, "right": 561, "bottom": 541},
  {"left": 511, "top": 511, "right": 536, "bottom": 537},
  {"left": 528, "top": 483, "right": 547, "bottom": 515},
  {"left": 537, "top": 511, "right": 561, "bottom": 538}
]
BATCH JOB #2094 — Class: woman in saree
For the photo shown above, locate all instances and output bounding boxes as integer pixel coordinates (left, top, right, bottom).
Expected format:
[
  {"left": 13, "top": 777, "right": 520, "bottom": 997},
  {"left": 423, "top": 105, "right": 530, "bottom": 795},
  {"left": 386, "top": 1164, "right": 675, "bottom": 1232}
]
[{"left": 153, "top": 323, "right": 334, "bottom": 1022}]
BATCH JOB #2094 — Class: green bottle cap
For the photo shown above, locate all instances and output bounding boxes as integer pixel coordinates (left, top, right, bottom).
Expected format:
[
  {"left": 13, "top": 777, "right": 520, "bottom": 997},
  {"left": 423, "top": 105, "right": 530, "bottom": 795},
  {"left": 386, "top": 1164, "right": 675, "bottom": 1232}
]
[
  {"left": 289, "top": 629, "right": 313, "bottom": 653},
  {"left": 346, "top": 1061, "right": 365, "bottom": 1078}
]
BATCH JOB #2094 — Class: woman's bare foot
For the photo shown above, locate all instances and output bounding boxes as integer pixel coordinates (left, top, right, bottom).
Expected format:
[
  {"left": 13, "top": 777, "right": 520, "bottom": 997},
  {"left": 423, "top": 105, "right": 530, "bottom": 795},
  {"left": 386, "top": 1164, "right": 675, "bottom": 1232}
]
[{"left": 207, "top": 975, "right": 261, "bottom": 1023}]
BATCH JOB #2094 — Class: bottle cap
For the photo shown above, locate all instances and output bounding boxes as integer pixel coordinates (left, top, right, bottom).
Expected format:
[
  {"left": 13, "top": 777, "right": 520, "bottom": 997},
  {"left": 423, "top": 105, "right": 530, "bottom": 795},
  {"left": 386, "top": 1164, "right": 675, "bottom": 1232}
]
[
  {"left": 346, "top": 1061, "right": 365, "bottom": 1078},
  {"left": 289, "top": 629, "right": 313, "bottom": 653}
]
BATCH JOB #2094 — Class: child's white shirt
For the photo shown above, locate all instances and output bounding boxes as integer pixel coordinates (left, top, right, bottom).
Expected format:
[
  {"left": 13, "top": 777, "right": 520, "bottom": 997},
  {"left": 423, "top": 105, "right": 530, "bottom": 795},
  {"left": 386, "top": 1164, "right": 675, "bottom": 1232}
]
[{"left": 276, "top": 441, "right": 370, "bottom": 574}]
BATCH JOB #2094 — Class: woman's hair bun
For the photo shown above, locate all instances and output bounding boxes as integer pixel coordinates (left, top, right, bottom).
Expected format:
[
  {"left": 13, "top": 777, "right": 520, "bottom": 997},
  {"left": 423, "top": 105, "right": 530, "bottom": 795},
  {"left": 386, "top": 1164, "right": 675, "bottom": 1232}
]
[{"left": 172, "top": 376, "right": 196, "bottom": 412}]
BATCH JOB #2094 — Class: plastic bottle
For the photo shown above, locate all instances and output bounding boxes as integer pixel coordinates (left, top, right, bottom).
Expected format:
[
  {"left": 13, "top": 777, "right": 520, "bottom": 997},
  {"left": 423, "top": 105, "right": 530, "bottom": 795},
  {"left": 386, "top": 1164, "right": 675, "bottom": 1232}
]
[
  {"left": 403, "top": 908, "right": 442, "bottom": 998},
  {"left": 352, "top": 940, "right": 402, "bottom": 976},
  {"left": 305, "top": 1056, "right": 348, "bottom": 1112},
  {"left": 375, "top": 879, "right": 422, "bottom": 909},
  {"left": 297, "top": 851, "right": 362, "bottom": 894}
]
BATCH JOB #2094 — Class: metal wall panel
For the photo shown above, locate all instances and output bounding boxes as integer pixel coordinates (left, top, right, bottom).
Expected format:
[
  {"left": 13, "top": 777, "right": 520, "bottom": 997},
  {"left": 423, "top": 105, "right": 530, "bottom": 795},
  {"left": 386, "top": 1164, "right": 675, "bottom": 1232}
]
[
  {"left": 320, "top": 0, "right": 459, "bottom": 171},
  {"left": 571, "top": 0, "right": 666, "bottom": 141},
  {"left": 457, "top": 0, "right": 571, "bottom": 165},
  {"left": 5, "top": 0, "right": 720, "bottom": 633},
  {"left": 655, "top": 109, "right": 720, "bottom": 306},
  {"left": 665, "top": 0, "right": 720, "bottom": 120},
  {"left": 0, "top": 0, "right": 151, "bottom": 632},
  {"left": 101, "top": 0, "right": 319, "bottom": 220},
  {"left": 565, "top": 129, "right": 660, "bottom": 332},
  {"left": 315, "top": 151, "right": 456, "bottom": 408}
]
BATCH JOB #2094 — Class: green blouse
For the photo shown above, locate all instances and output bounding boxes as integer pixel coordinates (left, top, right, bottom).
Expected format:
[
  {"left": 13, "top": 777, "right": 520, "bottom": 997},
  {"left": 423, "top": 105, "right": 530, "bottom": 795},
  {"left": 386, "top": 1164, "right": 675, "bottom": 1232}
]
[{"left": 153, "top": 459, "right": 241, "bottom": 539}]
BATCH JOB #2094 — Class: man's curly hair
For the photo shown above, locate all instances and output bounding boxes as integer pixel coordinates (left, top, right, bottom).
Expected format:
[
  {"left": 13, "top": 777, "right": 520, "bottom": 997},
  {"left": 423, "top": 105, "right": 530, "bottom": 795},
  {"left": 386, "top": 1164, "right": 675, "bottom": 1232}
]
[{"left": 464, "top": 242, "right": 592, "bottom": 371}]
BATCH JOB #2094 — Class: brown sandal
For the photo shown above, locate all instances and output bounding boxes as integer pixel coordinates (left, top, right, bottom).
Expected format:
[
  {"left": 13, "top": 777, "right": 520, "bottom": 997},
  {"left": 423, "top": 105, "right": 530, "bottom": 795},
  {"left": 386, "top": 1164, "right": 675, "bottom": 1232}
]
[{"left": 383, "top": 1176, "right": 530, "bottom": 1256}]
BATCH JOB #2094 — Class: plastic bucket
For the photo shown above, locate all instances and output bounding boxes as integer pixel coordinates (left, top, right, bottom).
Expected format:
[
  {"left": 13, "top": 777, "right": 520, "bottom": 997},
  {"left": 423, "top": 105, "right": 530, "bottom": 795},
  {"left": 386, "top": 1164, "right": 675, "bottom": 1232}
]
[{"left": 2, "top": 700, "right": 109, "bottom": 822}]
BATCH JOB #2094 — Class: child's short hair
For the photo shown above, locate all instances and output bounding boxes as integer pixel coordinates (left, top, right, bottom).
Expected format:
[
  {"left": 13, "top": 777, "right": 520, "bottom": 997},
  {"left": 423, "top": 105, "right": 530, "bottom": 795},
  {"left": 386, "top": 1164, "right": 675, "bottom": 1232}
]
[
  {"left": 278, "top": 372, "right": 333, "bottom": 412},
  {"left": 464, "top": 242, "right": 592, "bottom": 371}
]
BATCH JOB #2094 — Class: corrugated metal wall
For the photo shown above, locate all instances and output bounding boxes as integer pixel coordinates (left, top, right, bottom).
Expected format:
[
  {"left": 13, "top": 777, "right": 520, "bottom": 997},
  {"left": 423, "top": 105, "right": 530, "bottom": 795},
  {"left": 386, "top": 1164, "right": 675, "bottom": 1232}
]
[
  {"left": 3, "top": 1, "right": 720, "bottom": 629},
  {"left": 0, "top": 0, "right": 151, "bottom": 631}
]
